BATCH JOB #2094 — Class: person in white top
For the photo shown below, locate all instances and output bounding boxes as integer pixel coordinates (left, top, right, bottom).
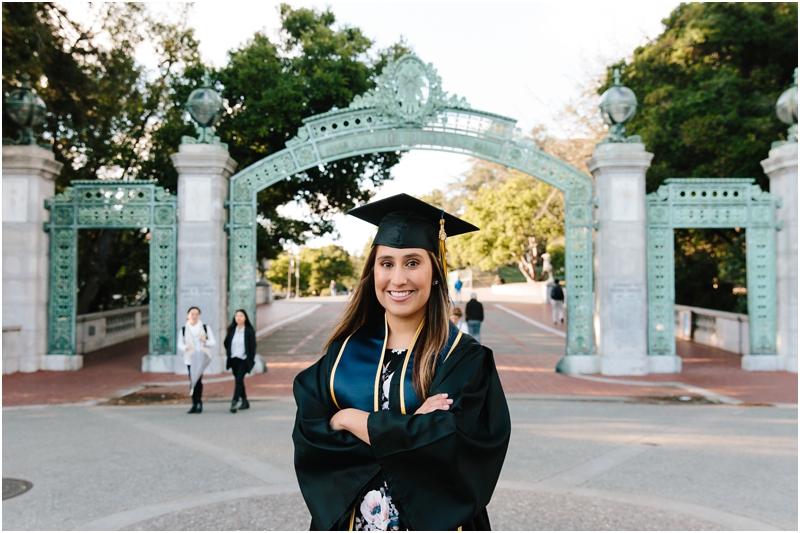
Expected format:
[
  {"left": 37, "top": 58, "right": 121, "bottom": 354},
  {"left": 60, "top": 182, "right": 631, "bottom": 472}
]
[
  {"left": 177, "top": 306, "right": 216, "bottom": 414},
  {"left": 223, "top": 309, "right": 256, "bottom": 413},
  {"left": 450, "top": 306, "right": 470, "bottom": 335}
]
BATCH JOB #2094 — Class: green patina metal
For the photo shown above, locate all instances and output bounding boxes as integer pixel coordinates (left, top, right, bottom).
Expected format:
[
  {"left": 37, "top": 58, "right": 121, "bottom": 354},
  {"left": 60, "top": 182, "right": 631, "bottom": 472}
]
[
  {"left": 646, "top": 178, "right": 780, "bottom": 356},
  {"left": 227, "top": 54, "right": 596, "bottom": 355},
  {"left": 44, "top": 180, "right": 177, "bottom": 355}
]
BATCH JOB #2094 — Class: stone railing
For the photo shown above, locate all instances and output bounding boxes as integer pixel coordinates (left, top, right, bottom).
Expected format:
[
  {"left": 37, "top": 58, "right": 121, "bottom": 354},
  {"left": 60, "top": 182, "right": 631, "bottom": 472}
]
[
  {"left": 674, "top": 304, "right": 749, "bottom": 355},
  {"left": 76, "top": 306, "right": 149, "bottom": 354}
]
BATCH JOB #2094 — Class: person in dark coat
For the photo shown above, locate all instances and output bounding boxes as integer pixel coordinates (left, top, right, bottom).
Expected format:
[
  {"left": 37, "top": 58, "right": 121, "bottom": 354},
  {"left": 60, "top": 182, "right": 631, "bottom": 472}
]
[
  {"left": 465, "top": 292, "right": 485, "bottom": 344},
  {"left": 223, "top": 309, "right": 256, "bottom": 413},
  {"left": 292, "top": 194, "right": 510, "bottom": 531}
]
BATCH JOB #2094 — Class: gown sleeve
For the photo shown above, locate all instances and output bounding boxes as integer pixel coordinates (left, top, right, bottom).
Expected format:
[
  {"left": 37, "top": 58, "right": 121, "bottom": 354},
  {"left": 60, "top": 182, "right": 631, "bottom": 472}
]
[
  {"left": 292, "top": 342, "right": 383, "bottom": 530},
  {"left": 366, "top": 339, "right": 511, "bottom": 530}
]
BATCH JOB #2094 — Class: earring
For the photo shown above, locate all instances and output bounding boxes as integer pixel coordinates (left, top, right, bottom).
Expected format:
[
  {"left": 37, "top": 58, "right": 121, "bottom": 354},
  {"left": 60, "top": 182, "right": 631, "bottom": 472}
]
[{"left": 433, "top": 280, "right": 439, "bottom": 285}]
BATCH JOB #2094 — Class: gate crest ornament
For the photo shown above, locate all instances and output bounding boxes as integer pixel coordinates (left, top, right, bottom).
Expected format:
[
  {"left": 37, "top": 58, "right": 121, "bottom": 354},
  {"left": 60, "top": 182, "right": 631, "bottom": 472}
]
[
  {"left": 348, "top": 54, "right": 470, "bottom": 125},
  {"left": 228, "top": 53, "right": 595, "bottom": 357}
]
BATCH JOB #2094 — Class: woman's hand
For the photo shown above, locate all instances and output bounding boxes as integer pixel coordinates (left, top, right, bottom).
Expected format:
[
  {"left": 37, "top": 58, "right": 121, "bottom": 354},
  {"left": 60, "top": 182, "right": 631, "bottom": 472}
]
[
  {"left": 330, "top": 409, "right": 371, "bottom": 445},
  {"left": 199, "top": 334, "right": 207, "bottom": 343},
  {"left": 415, "top": 393, "right": 453, "bottom": 415}
]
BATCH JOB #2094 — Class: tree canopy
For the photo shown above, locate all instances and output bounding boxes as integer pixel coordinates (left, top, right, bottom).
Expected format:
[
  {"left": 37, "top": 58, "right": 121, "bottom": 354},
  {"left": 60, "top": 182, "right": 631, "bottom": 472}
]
[
  {"left": 605, "top": 2, "right": 798, "bottom": 193},
  {"left": 266, "top": 245, "right": 355, "bottom": 296}
]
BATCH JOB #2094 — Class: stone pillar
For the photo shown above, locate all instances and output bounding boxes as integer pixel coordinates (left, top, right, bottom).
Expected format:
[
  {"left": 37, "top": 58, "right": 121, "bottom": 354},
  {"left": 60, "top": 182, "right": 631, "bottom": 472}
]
[
  {"left": 143, "top": 143, "right": 236, "bottom": 374},
  {"left": 753, "top": 142, "right": 798, "bottom": 372},
  {"left": 2, "top": 145, "right": 71, "bottom": 373},
  {"left": 589, "top": 143, "right": 679, "bottom": 375}
]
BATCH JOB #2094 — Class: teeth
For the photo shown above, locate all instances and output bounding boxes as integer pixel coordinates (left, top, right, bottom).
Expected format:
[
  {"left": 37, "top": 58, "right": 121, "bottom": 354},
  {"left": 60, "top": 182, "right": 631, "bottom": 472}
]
[{"left": 389, "top": 290, "right": 412, "bottom": 297}]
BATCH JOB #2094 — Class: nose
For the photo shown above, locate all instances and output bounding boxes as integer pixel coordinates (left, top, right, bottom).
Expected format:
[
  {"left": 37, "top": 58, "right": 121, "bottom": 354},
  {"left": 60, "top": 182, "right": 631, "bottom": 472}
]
[{"left": 390, "top": 266, "right": 408, "bottom": 287}]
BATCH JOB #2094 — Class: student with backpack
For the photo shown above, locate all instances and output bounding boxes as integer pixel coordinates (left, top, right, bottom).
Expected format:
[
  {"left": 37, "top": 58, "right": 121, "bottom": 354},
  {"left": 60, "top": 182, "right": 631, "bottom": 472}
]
[
  {"left": 550, "top": 279, "right": 565, "bottom": 325},
  {"left": 177, "top": 306, "right": 216, "bottom": 414}
]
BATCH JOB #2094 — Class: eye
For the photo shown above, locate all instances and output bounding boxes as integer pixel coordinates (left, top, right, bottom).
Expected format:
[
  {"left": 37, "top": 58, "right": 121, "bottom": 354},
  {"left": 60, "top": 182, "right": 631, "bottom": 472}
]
[
  {"left": 406, "top": 260, "right": 420, "bottom": 267},
  {"left": 380, "top": 261, "right": 393, "bottom": 268}
]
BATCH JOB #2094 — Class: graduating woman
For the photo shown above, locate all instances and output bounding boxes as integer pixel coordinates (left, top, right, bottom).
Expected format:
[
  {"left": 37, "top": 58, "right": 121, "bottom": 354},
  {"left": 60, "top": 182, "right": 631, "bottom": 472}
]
[{"left": 292, "top": 194, "right": 511, "bottom": 531}]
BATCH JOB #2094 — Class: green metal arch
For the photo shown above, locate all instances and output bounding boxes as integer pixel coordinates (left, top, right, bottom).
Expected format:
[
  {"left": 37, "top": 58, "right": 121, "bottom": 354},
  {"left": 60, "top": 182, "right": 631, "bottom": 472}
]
[
  {"left": 44, "top": 180, "right": 178, "bottom": 356},
  {"left": 227, "top": 54, "right": 595, "bottom": 355},
  {"left": 646, "top": 178, "right": 780, "bottom": 356}
]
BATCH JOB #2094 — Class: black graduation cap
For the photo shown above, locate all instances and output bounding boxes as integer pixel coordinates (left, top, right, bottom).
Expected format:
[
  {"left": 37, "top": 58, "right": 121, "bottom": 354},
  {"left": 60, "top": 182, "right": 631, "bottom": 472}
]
[{"left": 347, "top": 193, "right": 479, "bottom": 253}]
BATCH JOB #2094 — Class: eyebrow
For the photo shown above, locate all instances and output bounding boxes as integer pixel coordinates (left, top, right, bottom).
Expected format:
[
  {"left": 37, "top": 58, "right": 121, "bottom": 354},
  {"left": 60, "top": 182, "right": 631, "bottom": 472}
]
[{"left": 377, "top": 252, "right": 424, "bottom": 261}]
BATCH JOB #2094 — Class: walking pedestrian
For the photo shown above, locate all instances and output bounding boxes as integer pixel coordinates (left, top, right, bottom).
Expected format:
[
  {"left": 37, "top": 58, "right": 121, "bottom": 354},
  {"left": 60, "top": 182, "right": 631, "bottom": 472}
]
[
  {"left": 292, "top": 194, "right": 510, "bottom": 530},
  {"left": 465, "top": 292, "right": 484, "bottom": 344},
  {"left": 454, "top": 277, "right": 463, "bottom": 302},
  {"left": 223, "top": 309, "right": 256, "bottom": 413},
  {"left": 450, "top": 306, "right": 470, "bottom": 334},
  {"left": 329, "top": 279, "right": 337, "bottom": 296},
  {"left": 177, "top": 307, "right": 216, "bottom": 414},
  {"left": 551, "top": 278, "right": 565, "bottom": 324}
]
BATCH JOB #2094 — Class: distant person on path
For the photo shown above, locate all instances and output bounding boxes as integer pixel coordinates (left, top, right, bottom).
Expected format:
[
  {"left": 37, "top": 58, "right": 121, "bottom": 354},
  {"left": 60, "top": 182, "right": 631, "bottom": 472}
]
[
  {"left": 329, "top": 279, "right": 337, "bottom": 296},
  {"left": 177, "top": 306, "right": 216, "bottom": 414},
  {"left": 450, "top": 306, "right": 470, "bottom": 334},
  {"left": 224, "top": 309, "right": 256, "bottom": 413},
  {"left": 454, "top": 277, "right": 463, "bottom": 302},
  {"left": 551, "top": 278, "right": 565, "bottom": 325},
  {"left": 292, "top": 194, "right": 510, "bottom": 530},
  {"left": 465, "top": 292, "right": 484, "bottom": 344}
]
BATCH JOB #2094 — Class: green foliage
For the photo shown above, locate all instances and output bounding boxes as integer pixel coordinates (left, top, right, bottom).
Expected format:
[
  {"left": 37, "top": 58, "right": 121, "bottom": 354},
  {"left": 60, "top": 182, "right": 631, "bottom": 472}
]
[
  {"left": 266, "top": 245, "right": 355, "bottom": 296},
  {"left": 448, "top": 174, "right": 564, "bottom": 280},
  {"left": 545, "top": 242, "right": 566, "bottom": 278},
  {"left": 215, "top": 5, "right": 409, "bottom": 260},
  {"left": 674, "top": 228, "right": 747, "bottom": 314},
  {"left": 603, "top": 2, "right": 797, "bottom": 192}
]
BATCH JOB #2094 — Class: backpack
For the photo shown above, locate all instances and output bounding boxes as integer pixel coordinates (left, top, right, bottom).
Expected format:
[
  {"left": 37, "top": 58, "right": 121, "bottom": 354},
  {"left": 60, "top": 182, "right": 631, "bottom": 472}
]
[{"left": 551, "top": 285, "right": 564, "bottom": 300}]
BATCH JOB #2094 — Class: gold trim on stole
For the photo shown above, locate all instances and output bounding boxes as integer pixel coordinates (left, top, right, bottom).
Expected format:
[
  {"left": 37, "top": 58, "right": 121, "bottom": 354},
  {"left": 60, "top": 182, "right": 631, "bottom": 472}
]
[
  {"left": 372, "top": 315, "right": 390, "bottom": 412},
  {"left": 398, "top": 319, "right": 425, "bottom": 415},
  {"left": 329, "top": 335, "right": 352, "bottom": 410},
  {"left": 444, "top": 331, "right": 463, "bottom": 363}
]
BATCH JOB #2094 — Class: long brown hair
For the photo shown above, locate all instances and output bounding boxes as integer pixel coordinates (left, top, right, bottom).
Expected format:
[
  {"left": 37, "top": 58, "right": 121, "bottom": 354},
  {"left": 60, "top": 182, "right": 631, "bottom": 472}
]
[{"left": 324, "top": 245, "right": 451, "bottom": 400}]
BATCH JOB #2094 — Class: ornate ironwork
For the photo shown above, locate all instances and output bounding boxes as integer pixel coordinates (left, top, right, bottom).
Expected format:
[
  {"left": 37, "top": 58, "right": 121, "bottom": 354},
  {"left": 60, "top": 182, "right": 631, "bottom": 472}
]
[
  {"left": 227, "top": 54, "right": 595, "bottom": 356},
  {"left": 44, "top": 180, "right": 177, "bottom": 355},
  {"left": 646, "top": 178, "right": 779, "bottom": 356}
]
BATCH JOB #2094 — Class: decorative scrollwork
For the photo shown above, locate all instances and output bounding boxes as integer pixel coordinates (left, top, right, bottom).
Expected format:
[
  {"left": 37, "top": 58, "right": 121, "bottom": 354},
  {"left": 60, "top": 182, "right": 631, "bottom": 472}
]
[{"left": 45, "top": 180, "right": 177, "bottom": 356}]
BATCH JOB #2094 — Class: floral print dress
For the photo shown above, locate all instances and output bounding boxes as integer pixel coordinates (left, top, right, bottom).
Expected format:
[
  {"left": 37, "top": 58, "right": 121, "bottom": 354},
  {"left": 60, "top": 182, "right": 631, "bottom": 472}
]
[{"left": 353, "top": 348, "right": 407, "bottom": 531}]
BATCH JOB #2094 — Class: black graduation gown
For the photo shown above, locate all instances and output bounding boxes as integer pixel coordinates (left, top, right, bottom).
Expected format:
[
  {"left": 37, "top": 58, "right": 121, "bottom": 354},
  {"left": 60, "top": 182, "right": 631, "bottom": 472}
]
[{"left": 292, "top": 320, "right": 511, "bottom": 531}]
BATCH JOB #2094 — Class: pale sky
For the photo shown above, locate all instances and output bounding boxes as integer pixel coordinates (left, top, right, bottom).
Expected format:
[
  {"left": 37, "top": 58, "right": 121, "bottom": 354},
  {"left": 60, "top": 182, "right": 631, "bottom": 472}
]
[{"left": 68, "top": 1, "right": 681, "bottom": 255}]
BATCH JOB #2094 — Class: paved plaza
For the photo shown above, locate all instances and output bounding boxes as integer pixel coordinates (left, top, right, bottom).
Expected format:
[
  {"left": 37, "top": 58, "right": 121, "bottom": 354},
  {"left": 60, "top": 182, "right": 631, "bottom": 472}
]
[{"left": 2, "top": 295, "right": 798, "bottom": 530}]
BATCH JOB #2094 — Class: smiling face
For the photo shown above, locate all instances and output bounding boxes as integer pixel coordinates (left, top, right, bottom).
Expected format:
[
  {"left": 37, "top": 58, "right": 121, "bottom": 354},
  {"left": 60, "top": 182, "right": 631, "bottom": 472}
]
[{"left": 373, "top": 245, "right": 433, "bottom": 323}]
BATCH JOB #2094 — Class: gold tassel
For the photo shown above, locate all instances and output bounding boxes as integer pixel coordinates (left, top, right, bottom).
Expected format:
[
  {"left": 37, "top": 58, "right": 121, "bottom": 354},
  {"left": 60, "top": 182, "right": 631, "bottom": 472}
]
[{"left": 439, "top": 215, "right": 448, "bottom": 281}]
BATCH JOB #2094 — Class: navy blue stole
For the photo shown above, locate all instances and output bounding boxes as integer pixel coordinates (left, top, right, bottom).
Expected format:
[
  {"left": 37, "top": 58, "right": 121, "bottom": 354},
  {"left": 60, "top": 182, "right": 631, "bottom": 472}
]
[{"left": 330, "top": 316, "right": 463, "bottom": 415}]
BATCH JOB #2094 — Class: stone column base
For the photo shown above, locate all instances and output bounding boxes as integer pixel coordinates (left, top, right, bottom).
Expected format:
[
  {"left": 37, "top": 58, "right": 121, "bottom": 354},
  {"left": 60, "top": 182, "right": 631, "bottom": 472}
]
[
  {"left": 141, "top": 354, "right": 176, "bottom": 373},
  {"left": 556, "top": 355, "right": 601, "bottom": 375},
  {"left": 647, "top": 355, "right": 682, "bottom": 374},
  {"left": 601, "top": 355, "right": 648, "bottom": 376},
  {"left": 40, "top": 355, "right": 84, "bottom": 371},
  {"left": 741, "top": 354, "right": 789, "bottom": 371}
]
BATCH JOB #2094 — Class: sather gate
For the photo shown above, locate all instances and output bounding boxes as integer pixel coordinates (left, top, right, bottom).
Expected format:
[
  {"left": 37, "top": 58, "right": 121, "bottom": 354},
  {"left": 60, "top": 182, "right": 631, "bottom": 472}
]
[
  {"left": 646, "top": 178, "right": 780, "bottom": 356},
  {"left": 44, "top": 180, "right": 178, "bottom": 356},
  {"left": 225, "top": 54, "right": 596, "bottom": 356}
]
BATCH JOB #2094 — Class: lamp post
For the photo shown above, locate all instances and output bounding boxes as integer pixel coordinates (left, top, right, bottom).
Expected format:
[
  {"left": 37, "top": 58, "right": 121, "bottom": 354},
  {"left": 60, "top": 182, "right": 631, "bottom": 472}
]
[
  {"left": 3, "top": 74, "right": 48, "bottom": 147},
  {"left": 774, "top": 68, "right": 798, "bottom": 147},
  {"left": 183, "top": 73, "right": 226, "bottom": 146},
  {"left": 288, "top": 257, "right": 294, "bottom": 299},
  {"left": 598, "top": 68, "right": 640, "bottom": 143}
]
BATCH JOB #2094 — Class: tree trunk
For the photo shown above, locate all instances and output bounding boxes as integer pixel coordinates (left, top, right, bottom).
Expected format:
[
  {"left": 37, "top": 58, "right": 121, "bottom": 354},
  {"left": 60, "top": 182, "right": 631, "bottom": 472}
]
[{"left": 77, "top": 229, "right": 117, "bottom": 314}]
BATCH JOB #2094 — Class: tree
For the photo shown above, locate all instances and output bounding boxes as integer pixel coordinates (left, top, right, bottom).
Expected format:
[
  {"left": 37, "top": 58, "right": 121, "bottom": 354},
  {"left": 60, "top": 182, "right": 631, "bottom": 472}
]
[
  {"left": 266, "top": 245, "right": 355, "bottom": 296},
  {"left": 3, "top": 3, "right": 204, "bottom": 313},
  {"left": 601, "top": 2, "right": 797, "bottom": 312},
  {"left": 447, "top": 174, "right": 564, "bottom": 282},
  {"left": 215, "top": 5, "right": 408, "bottom": 260},
  {"left": 604, "top": 2, "right": 797, "bottom": 192}
]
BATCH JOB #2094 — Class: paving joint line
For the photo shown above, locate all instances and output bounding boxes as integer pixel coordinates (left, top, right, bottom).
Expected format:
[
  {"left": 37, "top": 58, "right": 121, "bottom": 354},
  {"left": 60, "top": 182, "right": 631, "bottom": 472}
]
[
  {"left": 256, "top": 304, "right": 322, "bottom": 339},
  {"left": 494, "top": 304, "right": 567, "bottom": 338}
]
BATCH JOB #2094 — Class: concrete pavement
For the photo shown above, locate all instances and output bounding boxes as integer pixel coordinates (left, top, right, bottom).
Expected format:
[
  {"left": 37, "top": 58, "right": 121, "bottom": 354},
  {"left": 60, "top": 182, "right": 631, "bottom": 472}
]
[{"left": 2, "top": 399, "right": 796, "bottom": 530}]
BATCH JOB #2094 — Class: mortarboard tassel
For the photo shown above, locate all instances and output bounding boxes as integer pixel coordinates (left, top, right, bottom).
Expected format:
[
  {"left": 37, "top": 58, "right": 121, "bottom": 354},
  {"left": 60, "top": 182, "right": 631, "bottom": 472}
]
[{"left": 439, "top": 211, "right": 448, "bottom": 282}]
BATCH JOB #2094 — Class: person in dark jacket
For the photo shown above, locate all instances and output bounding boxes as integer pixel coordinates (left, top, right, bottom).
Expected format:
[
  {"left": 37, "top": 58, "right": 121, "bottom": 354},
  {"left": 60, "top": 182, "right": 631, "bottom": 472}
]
[
  {"left": 465, "top": 292, "right": 484, "bottom": 344},
  {"left": 223, "top": 309, "right": 256, "bottom": 413}
]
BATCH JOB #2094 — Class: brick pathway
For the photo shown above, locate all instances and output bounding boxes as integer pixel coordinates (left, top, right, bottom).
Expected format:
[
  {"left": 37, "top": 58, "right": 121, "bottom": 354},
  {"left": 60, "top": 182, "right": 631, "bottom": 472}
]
[{"left": 3, "top": 300, "right": 796, "bottom": 407}]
